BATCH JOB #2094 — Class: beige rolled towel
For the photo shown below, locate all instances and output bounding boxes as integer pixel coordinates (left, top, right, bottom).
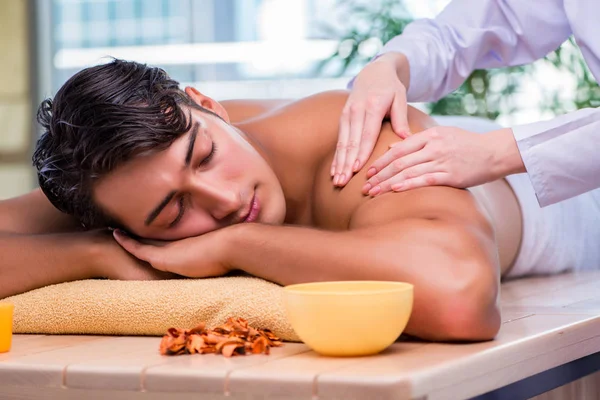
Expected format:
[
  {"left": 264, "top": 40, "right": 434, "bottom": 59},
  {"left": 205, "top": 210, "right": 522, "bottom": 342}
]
[{"left": 2, "top": 276, "right": 300, "bottom": 342}]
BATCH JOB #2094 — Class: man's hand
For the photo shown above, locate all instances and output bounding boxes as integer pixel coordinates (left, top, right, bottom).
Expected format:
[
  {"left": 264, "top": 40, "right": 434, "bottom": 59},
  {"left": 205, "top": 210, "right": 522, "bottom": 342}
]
[
  {"left": 87, "top": 229, "right": 179, "bottom": 281},
  {"left": 112, "top": 229, "right": 230, "bottom": 278},
  {"left": 362, "top": 126, "right": 525, "bottom": 195},
  {"left": 332, "top": 52, "right": 411, "bottom": 188}
]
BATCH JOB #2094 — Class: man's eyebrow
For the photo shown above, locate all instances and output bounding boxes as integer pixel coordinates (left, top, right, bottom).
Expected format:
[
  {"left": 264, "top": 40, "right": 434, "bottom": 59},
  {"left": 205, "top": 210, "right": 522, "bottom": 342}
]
[
  {"left": 144, "top": 123, "right": 199, "bottom": 227},
  {"left": 185, "top": 123, "right": 199, "bottom": 167},
  {"left": 145, "top": 190, "right": 176, "bottom": 226},
  {"left": 144, "top": 122, "right": 199, "bottom": 226}
]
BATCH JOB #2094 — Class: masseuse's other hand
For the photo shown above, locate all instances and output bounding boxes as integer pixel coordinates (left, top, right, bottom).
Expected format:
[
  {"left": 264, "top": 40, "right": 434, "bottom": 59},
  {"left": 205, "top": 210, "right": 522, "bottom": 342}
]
[
  {"left": 333, "top": 53, "right": 411, "bottom": 188},
  {"left": 113, "top": 229, "right": 230, "bottom": 279},
  {"left": 362, "top": 126, "right": 522, "bottom": 195},
  {"left": 87, "top": 229, "right": 179, "bottom": 281}
]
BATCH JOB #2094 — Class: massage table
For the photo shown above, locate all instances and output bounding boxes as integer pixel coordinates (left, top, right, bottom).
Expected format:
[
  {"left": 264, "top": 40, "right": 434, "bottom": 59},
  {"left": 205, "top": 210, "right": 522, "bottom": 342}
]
[{"left": 2, "top": 271, "right": 600, "bottom": 399}]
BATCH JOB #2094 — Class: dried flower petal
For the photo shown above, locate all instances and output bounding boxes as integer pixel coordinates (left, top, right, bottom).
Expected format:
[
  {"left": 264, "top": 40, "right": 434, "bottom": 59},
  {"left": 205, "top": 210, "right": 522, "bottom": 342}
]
[
  {"left": 251, "top": 337, "right": 268, "bottom": 354},
  {"left": 160, "top": 317, "right": 283, "bottom": 357},
  {"left": 215, "top": 338, "right": 244, "bottom": 353},
  {"left": 186, "top": 334, "right": 206, "bottom": 354},
  {"left": 189, "top": 323, "right": 206, "bottom": 335},
  {"left": 222, "top": 343, "right": 242, "bottom": 357}
]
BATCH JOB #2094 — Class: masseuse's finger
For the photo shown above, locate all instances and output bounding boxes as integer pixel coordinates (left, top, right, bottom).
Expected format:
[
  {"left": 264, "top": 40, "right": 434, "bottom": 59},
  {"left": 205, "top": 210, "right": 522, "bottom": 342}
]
[
  {"left": 332, "top": 112, "right": 351, "bottom": 185},
  {"left": 366, "top": 134, "right": 427, "bottom": 179},
  {"left": 368, "top": 163, "right": 443, "bottom": 196},
  {"left": 391, "top": 172, "right": 449, "bottom": 193},
  {"left": 389, "top": 91, "right": 411, "bottom": 140},
  {"left": 113, "top": 230, "right": 166, "bottom": 271},
  {"left": 353, "top": 104, "right": 386, "bottom": 175},
  {"left": 362, "top": 150, "right": 432, "bottom": 194},
  {"left": 337, "top": 105, "right": 366, "bottom": 186}
]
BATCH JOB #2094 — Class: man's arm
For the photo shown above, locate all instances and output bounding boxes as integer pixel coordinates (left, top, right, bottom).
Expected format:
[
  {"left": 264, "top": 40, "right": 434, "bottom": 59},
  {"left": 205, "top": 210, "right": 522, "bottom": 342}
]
[
  {"left": 0, "top": 189, "right": 93, "bottom": 298},
  {"left": 0, "top": 231, "right": 96, "bottom": 299},
  {"left": 0, "top": 190, "right": 175, "bottom": 299},
  {"left": 223, "top": 187, "right": 501, "bottom": 342}
]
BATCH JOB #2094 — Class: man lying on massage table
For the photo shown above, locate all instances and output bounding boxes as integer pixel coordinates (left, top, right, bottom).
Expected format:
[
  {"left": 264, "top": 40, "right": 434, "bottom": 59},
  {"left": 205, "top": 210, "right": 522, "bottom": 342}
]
[{"left": 2, "top": 60, "right": 599, "bottom": 342}]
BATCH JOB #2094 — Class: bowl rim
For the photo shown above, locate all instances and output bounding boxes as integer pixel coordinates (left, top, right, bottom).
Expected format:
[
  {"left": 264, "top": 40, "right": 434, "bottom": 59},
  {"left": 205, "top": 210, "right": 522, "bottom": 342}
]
[{"left": 283, "top": 280, "right": 413, "bottom": 296}]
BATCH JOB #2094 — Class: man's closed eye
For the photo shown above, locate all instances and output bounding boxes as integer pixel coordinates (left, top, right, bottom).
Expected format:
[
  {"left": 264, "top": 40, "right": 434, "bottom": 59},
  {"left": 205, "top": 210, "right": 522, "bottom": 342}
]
[{"left": 169, "top": 142, "right": 218, "bottom": 228}]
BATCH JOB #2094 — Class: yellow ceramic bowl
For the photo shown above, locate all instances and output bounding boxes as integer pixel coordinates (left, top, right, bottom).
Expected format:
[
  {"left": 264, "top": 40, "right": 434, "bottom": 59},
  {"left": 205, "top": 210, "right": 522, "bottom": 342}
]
[{"left": 283, "top": 281, "right": 413, "bottom": 357}]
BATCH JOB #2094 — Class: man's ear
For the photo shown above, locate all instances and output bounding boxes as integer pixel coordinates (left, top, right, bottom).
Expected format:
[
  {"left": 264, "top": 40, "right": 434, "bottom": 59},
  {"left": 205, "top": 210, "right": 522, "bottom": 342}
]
[{"left": 184, "top": 86, "right": 230, "bottom": 123}]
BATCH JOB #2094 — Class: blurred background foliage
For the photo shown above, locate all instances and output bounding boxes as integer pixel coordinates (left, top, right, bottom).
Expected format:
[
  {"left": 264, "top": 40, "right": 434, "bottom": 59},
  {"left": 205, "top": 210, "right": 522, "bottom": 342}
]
[{"left": 318, "top": 0, "right": 600, "bottom": 121}]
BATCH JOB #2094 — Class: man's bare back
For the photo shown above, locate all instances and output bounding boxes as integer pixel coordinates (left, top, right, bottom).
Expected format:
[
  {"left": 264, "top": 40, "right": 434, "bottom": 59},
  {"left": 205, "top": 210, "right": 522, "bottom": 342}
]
[{"left": 239, "top": 91, "right": 522, "bottom": 274}]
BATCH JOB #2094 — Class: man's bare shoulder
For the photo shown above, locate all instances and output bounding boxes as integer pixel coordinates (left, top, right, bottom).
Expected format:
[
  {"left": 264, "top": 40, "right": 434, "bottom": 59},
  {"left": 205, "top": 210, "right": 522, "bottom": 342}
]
[
  {"left": 221, "top": 99, "right": 292, "bottom": 123},
  {"left": 241, "top": 90, "right": 350, "bottom": 159},
  {"left": 311, "top": 115, "right": 492, "bottom": 235},
  {"left": 238, "top": 91, "right": 488, "bottom": 232},
  {"left": 0, "top": 188, "right": 81, "bottom": 234},
  {"left": 270, "top": 90, "right": 349, "bottom": 119}
]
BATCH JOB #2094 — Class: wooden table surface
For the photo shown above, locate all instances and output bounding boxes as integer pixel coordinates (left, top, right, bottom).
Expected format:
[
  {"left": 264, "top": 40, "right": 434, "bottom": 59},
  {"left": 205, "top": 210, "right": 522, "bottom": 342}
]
[{"left": 2, "top": 272, "right": 600, "bottom": 400}]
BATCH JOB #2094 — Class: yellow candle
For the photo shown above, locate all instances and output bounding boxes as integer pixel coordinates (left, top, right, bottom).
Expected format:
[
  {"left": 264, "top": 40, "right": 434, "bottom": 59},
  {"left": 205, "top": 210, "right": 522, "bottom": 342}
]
[{"left": 0, "top": 302, "right": 14, "bottom": 353}]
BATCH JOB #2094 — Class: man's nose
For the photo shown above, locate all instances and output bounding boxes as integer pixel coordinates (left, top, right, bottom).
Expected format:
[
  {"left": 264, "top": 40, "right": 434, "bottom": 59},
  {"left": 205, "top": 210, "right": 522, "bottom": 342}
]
[{"left": 190, "top": 180, "right": 242, "bottom": 221}]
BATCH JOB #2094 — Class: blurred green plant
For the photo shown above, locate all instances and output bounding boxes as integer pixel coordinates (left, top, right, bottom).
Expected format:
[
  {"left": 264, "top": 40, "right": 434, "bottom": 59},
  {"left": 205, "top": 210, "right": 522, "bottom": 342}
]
[{"left": 318, "top": 0, "right": 600, "bottom": 121}]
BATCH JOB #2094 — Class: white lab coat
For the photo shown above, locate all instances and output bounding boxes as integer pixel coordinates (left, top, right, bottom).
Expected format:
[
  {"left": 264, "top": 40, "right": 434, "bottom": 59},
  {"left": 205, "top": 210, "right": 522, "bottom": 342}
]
[{"left": 375, "top": 0, "right": 600, "bottom": 206}]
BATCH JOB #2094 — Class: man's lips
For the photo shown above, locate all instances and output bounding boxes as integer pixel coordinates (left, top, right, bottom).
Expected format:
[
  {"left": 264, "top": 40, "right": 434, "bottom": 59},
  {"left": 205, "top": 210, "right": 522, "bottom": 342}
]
[{"left": 242, "top": 193, "right": 260, "bottom": 223}]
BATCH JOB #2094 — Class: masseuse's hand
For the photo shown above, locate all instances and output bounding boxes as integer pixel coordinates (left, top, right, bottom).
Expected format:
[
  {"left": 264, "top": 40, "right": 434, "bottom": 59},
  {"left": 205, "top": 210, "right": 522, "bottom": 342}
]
[
  {"left": 113, "top": 229, "right": 230, "bottom": 279},
  {"left": 332, "top": 53, "right": 411, "bottom": 187},
  {"left": 362, "top": 126, "right": 525, "bottom": 195}
]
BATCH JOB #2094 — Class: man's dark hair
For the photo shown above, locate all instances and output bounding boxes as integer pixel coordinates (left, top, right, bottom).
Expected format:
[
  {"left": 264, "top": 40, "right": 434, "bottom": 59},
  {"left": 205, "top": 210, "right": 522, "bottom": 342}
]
[{"left": 33, "top": 59, "right": 200, "bottom": 229}]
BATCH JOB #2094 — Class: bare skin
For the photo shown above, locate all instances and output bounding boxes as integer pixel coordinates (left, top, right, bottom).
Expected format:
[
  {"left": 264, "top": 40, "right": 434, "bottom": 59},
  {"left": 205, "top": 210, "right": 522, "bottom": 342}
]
[
  {"left": 92, "top": 89, "right": 516, "bottom": 341},
  {"left": 0, "top": 99, "right": 291, "bottom": 298},
  {"left": 225, "top": 96, "right": 522, "bottom": 275},
  {"left": 0, "top": 90, "right": 520, "bottom": 341}
]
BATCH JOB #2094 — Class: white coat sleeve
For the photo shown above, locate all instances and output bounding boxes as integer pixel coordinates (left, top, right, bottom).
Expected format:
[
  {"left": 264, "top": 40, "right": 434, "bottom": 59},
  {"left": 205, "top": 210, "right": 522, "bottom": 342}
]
[
  {"left": 513, "top": 108, "right": 600, "bottom": 207},
  {"left": 379, "top": 0, "right": 572, "bottom": 102}
]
